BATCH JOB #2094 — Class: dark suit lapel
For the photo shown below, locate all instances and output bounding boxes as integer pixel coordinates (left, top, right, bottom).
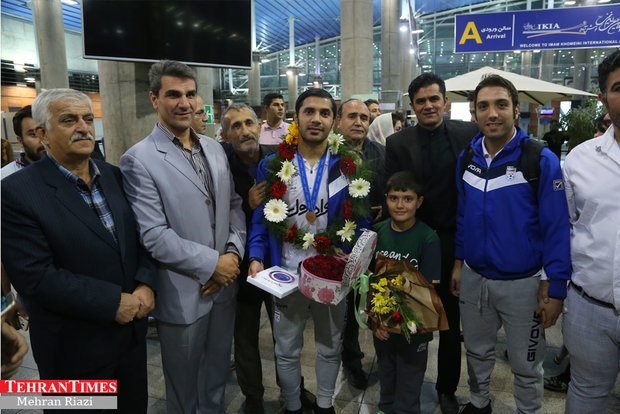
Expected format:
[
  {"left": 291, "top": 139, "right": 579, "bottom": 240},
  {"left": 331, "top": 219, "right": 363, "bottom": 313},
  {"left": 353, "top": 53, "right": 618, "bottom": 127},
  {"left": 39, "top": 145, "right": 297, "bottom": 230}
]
[
  {"left": 445, "top": 121, "right": 467, "bottom": 158},
  {"left": 40, "top": 158, "right": 118, "bottom": 250}
]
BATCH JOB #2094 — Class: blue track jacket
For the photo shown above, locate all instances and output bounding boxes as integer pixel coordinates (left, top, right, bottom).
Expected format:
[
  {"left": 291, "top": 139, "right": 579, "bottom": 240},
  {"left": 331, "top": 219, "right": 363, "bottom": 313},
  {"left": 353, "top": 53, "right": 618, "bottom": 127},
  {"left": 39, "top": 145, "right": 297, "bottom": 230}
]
[
  {"left": 248, "top": 152, "right": 371, "bottom": 268},
  {"left": 455, "top": 126, "right": 571, "bottom": 299}
]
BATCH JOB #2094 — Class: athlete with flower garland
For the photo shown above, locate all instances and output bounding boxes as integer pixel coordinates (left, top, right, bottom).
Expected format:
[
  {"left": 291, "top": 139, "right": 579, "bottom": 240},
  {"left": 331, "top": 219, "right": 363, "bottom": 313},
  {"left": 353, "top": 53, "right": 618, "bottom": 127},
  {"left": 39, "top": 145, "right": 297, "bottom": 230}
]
[{"left": 247, "top": 88, "right": 372, "bottom": 414}]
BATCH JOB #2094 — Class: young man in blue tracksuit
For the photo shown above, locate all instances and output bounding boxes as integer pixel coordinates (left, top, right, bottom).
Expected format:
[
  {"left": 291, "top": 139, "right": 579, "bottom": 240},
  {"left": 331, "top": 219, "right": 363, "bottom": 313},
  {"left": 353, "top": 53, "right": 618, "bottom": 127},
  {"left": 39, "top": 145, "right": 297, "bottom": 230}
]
[{"left": 450, "top": 75, "right": 571, "bottom": 414}]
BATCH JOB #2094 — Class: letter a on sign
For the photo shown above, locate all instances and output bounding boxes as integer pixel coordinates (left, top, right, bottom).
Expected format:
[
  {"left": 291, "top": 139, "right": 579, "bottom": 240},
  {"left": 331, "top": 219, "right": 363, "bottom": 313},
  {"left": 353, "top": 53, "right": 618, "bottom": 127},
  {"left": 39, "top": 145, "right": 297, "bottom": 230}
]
[{"left": 459, "top": 22, "right": 482, "bottom": 44}]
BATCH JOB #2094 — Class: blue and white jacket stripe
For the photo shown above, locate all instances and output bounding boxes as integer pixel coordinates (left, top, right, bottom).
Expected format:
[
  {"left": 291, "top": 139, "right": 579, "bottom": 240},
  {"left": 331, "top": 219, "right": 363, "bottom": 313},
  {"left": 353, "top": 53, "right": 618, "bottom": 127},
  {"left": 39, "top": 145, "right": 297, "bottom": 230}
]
[{"left": 455, "top": 126, "right": 571, "bottom": 299}]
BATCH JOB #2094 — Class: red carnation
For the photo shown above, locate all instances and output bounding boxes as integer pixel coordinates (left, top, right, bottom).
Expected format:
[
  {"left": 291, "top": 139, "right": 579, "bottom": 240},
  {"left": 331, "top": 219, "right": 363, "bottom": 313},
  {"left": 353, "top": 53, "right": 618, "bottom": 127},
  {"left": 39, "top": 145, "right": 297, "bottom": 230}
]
[
  {"left": 283, "top": 224, "right": 298, "bottom": 242},
  {"left": 339, "top": 156, "right": 356, "bottom": 176},
  {"left": 391, "top": 310, "right": 403, "bottom": 323},
  {"left": 278, "top": 142, "right": 296, "bottom": 160},
  {"left": 342, "top": 200, "right": 353, "bottom": 220},
  {"left": 313, "top": 236, "right": 331, "bottom": 253},
  {"left": 270, "top": 180, "right": 287, "bottom": 199}
]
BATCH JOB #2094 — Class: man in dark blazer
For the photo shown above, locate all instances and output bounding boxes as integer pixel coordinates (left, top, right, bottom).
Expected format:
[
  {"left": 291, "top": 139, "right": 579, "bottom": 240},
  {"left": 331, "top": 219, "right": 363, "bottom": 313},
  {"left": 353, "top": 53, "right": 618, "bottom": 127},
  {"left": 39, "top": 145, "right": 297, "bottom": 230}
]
[
  {"left": 1, "top": 88, "right": 156, "bottom": 413},
  {"left": 385, "top": 73, "right": 479, "bottom": 414}
]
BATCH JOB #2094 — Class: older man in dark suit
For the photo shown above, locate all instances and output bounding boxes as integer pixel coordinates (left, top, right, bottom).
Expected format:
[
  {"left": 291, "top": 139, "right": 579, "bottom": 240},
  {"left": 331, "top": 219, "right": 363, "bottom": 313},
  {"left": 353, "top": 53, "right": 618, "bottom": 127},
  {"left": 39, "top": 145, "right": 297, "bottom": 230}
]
[
  {"left": 1, "top": 88, "right": 156, "bottom": 413},
  {"left": 385, "top": 73, "right": 479, "bottom": 414}
]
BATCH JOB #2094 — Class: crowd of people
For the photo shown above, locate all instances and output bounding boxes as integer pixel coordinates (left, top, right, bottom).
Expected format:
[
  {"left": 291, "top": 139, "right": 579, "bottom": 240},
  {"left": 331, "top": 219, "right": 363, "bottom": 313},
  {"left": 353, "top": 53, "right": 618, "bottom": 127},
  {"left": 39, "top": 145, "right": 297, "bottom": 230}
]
[{"left": 1, "top": 48, "right": 619, "bottom": 414}]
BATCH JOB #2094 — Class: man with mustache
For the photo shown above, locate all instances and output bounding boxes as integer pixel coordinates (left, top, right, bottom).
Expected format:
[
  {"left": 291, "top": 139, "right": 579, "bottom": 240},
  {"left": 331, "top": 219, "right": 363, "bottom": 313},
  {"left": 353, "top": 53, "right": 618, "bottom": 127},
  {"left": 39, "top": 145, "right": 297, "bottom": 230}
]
[
  {"left": 1, "top": 105, "right": 45, "bottom": 178},
  {"left": 1, "top": 88, "right": 156, "bottom": 412},
  {"left": 334, "top": 98, "right": 385, "bottom": 390},
  {"left": 385, "top": 73, "right": 478, "bottom": 414},
  {"left": 120, "top": 60, "right": 245, "bottom": 414},
  {"left": 259, "top": 93, "right": 289, "bottom": 145}
]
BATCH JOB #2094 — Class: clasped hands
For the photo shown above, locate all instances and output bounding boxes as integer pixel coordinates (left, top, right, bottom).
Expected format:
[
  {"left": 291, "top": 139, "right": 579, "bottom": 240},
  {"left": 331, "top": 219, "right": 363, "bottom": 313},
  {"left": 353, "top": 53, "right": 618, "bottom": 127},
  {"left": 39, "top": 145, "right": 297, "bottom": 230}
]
[
  {"left": 200, "top": 252, "right": 240, "bottom": 297},
  {"left": 114, "top": 283, "right": 155, "bottom": 325}
]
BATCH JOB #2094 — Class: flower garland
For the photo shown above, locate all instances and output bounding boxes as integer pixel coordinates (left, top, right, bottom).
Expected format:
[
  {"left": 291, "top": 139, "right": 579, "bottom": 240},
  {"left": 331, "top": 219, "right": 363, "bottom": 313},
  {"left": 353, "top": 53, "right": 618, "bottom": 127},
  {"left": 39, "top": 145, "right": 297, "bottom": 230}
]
[{"left": 262, "top": 122, "right": 373, "bottom": 254}]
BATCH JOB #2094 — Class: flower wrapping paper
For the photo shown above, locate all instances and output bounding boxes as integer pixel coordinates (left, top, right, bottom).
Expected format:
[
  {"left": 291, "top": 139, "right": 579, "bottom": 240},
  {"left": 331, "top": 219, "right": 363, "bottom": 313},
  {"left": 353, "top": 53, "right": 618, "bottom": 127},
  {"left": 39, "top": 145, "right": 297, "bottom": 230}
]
[{"left": 369, "top": 254, "right": 450, "bottom": 333}]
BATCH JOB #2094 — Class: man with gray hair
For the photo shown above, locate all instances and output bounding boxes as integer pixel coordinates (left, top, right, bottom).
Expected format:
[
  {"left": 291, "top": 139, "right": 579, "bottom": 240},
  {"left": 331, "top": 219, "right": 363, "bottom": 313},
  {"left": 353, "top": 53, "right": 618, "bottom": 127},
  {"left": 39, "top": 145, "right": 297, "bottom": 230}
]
[
  {"left": 1, "top": 88, "right": 156, "bottom": 412},
  {"left": 120, "top": 60, "right": 246, "bottom": 413}
]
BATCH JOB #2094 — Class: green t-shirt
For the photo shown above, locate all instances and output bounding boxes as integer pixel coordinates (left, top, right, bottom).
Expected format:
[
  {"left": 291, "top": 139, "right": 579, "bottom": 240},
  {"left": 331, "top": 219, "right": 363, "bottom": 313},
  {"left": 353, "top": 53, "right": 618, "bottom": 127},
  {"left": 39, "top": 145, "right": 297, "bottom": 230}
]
[{"left": 371, "top": 218, "right": 441, "bottom": 344}]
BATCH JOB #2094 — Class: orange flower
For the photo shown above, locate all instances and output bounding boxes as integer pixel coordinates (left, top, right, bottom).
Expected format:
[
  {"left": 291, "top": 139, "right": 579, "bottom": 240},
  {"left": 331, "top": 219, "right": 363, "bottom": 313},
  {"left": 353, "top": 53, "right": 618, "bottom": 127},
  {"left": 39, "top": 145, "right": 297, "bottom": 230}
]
[{"left": 285, "top": 122, "right": 299, "bottom": 146}]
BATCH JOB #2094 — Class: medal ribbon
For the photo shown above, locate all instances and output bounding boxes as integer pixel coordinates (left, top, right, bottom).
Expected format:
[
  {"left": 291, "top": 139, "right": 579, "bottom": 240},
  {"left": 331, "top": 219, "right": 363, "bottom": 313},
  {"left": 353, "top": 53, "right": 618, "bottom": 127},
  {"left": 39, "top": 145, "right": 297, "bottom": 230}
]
[{"left": 296, "top": 150, "right": 328, "bottom": 220}]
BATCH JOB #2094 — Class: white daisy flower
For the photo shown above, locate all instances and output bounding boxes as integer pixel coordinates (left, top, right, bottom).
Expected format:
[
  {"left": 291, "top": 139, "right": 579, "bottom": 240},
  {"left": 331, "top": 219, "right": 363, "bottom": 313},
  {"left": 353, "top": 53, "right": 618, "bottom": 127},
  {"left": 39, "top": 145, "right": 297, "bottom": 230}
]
[
  {"left": 407, "top": 320, "right": 417, "bottom": 334},
  {"left": 349, "top": 178, "right": 370, "bottom": 198},
  {"left": 264, "top": 199, "right": 288, "bottom": 223},
  {"left": 302, "top": 232, "right": 315, "bottom": 250},
  {"left": 277, "top": 160, "right": 296, "bottom": 184},
  {"left": 327, "top": 132, "right": 345, "bottom": 155},
  {"left": 336, "top": 220, "right": 357, "bottom": 242}
]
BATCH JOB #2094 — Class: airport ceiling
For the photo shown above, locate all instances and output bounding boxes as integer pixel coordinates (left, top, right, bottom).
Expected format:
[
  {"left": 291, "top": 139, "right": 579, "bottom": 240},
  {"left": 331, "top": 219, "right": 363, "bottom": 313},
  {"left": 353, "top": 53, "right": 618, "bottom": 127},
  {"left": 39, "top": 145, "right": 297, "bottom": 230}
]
[{"left": 1, "top": 0, "right": 482, "bottom": 53}]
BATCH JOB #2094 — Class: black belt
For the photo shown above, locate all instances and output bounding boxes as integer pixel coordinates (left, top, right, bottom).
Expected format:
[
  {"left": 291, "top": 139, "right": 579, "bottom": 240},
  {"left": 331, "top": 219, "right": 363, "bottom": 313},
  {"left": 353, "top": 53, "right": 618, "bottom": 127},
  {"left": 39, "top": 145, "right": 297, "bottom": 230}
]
[{"left": 571, "top": 283, "right": 616, "bottom": 311}]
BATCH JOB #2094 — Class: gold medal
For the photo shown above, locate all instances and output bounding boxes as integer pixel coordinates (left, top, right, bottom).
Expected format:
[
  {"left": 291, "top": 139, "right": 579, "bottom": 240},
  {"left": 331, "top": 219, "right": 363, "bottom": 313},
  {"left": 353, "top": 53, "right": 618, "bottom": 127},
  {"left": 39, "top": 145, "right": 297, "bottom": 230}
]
[{"left": 306, "top": 211, "right": 317, "bottom": 224}]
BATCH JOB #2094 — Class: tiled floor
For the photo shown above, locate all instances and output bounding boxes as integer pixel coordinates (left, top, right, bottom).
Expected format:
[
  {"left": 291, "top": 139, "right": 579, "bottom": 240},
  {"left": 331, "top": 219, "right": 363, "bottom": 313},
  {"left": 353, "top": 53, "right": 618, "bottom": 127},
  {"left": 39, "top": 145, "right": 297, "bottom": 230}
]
[{"left": 7, "top": 307, "right": 620, "bottom": 414}]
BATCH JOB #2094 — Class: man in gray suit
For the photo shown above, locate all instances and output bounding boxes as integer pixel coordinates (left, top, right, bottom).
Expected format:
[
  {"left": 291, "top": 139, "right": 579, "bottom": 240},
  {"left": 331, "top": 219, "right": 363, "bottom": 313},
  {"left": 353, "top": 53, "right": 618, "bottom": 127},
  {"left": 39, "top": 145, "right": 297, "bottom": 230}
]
[{"left": 120, "top": 60, "right": 246, "bottom": 414}]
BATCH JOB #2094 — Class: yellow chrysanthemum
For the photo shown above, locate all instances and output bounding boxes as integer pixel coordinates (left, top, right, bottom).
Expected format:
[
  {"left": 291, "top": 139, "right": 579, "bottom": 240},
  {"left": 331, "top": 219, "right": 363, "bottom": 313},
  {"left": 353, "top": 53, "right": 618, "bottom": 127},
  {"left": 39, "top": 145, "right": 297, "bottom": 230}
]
[
  {"left": 285, "top": 122, "right": 299, "bottom": 145},
  {"left": 379, "top": 278, "right": 388, "bottom": 287},
  {"left": 390, "top": 275, "right": 404, "bottom": 287},
  {"left": 370, "top": 283, "right": 385, "bottom": 293}
]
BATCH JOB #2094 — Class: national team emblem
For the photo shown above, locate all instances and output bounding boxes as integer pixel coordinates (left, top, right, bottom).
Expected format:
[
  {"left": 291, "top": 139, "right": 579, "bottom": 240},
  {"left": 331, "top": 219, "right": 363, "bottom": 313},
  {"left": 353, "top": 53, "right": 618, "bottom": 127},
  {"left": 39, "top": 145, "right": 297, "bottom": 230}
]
[
  {"left": 506, "top": 166, "right": 516, "bottom": 180},
  {"left": 553, "top": 179, "right": 564, "bottom": 191},
  {"left": 269, "top": 271, "right": 295, "bottom": 284}
]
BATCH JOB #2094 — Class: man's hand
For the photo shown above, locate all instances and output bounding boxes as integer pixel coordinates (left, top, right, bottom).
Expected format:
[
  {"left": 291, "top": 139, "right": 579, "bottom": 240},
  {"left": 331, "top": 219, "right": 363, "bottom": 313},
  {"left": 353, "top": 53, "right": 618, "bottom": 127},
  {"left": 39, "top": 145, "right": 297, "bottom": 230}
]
[
  {"left": 1, "top": 321, "right": 28, "bottom": 379},
  {"left": 132, "top": 284, "right": 155, "bottom": 319},
  {"left": 248, "top": 180, "right": 267, "bottom": 210},
  {"left": 212, "top": 253, "right": 240, "bottom": 287},
  {"left": 450, "top": 260, "right": 463, "bottom": 297},
  {"left": 536, "top": 281, "right": 563, "bottom": 328},
  {"left": 248, "top": 260, "right": 264, "bottom": 278},
  {"left": 200, "top": 280, "right": 222, "bottom": 297},
  {"left": 115, "top": 293, "right": 140, "bottom": 325}
]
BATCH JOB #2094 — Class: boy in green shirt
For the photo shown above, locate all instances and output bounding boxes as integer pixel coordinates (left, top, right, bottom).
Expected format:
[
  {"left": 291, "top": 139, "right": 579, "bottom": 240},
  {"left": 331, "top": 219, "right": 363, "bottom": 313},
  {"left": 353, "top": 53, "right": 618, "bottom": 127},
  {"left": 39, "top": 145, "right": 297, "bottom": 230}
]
[{"left": 371, "top": 171, "right": 441, "bottom": 414}]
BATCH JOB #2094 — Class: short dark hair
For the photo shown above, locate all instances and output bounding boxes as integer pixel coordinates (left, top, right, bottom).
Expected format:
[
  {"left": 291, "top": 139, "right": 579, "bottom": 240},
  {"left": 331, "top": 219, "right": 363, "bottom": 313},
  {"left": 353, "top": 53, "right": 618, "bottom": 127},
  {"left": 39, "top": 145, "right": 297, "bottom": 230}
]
[
  {"left": 12, "top": 105, "right": 32, "bottom": 138},
  {"left": 391, "top": 112, "right": 404, "bottom": 128},
  {"left": 598, "top": 49, "right": 620, "bottom": 95},
  {"left": 595, "top": 113, "right": 611, "bottom": 134},
  {"left": 148, "top": 60, "right": 197, "bottom": 97},
  {"left": 337, "top": 98, "right": 364, "bottom": 118},
  {"left": 474, "top": 74, "right": 519, "bottom": 110},
  {"left": 467, "top": 91, "right": 476, "bottom": 103},
  {"left": 263, "top": 93, "right": 284, "bottom": 107},
  {"left": 294, "top": 88, "right": 337, "bottom": 118},
  {"left": 385, "top": 171, "right": 423, "bottom": 197},
  {"left": 408, "top": 73, "right": 446, "bottom": 103},
  {"left": 364, "top": 99, "right": 379, "bottom": 107}
]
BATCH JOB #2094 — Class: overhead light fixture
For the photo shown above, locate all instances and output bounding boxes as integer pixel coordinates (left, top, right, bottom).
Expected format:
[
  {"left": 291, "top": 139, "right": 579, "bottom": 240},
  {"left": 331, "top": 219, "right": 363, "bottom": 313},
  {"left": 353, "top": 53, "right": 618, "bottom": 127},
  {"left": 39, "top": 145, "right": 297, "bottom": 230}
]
[
  {"left": 409, "top": 48, "right": 415, "bottom": 54},
  {"left": 419, "top": 51, "right": 428, "bottom": 55},
  {"left": 261, "top": 58, "right": 270, "bottom": 63},
  {"left": 565, "top": 0, "right": 576, "bottom": 4},
  {"left": 411, "top": 29, "right": 424, "bottom": 34},
  {"left": 286, "top": 69, "right": 293, "bottom": 76},
  {"left": 598, "top": 0, "right": 611, "bottom": 3},
  {"left": 61, "top": 0, "right": 78, "bottom": 4},
  {"left": 24, "top": 77, "right": 35, "bottom": 82},
  {"left": 400, "top": 25, "right": 408, "bottom": 32}
]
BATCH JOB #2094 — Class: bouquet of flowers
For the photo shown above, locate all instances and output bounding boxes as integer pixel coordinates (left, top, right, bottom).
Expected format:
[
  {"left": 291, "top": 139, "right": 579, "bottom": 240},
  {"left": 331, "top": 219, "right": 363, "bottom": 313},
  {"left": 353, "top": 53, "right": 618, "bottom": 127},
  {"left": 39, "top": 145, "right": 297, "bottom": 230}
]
[
  {"left": 367, "top": 254, "right": 449, "bottom": 343},
  {"left": 302, "top": 254, "right": 347, "bottom": 282}
]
